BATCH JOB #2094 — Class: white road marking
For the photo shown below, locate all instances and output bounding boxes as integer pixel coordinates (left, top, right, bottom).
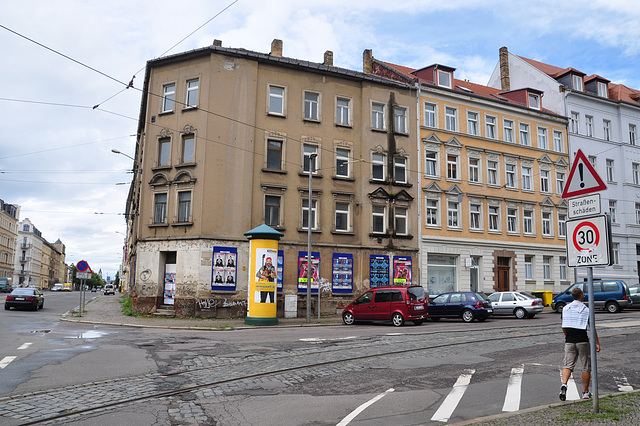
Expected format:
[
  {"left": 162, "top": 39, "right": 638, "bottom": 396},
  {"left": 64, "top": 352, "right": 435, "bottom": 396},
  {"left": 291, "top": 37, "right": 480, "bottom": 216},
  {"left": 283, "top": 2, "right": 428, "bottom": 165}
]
[
  {"left": 17, "top": 343, "right": 32, "bottom": 350},
  {"left": 336, "top": 388, "right": 394, "bottom": 426},
  {"left": 598, "top": 320, "right": 640, "bottom": 328},
  {"left": 614, "top": 374, "right": 634, "bottom": 392},
  {"left": 502, "top": 365, "right": 524, "bottom": 412},
  {"left": 0, "top": 356, "right": 17, "bottom": 369},
  {"left": 431, "top": 369, "right": 475, "bottom": 422},
  {"left": 559, "top": 371, "right": 581, "bottom": 400},
  {"left": 299, "top": 336, "right": 357, "bottom": 342}
]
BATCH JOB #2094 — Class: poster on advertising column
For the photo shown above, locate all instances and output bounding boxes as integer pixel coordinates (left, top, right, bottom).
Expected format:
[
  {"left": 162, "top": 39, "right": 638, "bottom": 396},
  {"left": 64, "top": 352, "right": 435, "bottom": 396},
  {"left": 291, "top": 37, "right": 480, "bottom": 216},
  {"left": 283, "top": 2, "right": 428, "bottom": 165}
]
[
  {"left": 211, "top": 246, "right": 238, "bottom": 291},
  {"left": 298, "top": 251, "right": 320, "bottom": 293},
  {"left": 393, "top": 256, "right": 412, "bottom": 285},
  {"left": 369, "top": 255, "right": 389, "bottom": 288},
  {"left": 332, "top": 253, "right": 353, "bottom": 293},
  {"left": 277, "top": 250, "right": 284, "bottom": 292}
]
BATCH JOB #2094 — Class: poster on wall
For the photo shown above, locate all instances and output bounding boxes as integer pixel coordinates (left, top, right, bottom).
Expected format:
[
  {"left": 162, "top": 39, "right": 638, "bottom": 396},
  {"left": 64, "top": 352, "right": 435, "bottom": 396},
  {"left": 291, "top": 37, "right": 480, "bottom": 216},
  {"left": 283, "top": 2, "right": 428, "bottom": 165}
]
[
  {"left": 297, "top": 251, "right": 320, "bottom": 293},
  {"left": 277, "top": 250, "right": 284, "bottom": 292},
  {"left": 369, "top": 255, "right": 389, "bottom": 288},
  {"left": 163, "top": 264, "right": 176, "bottom": 305},
  {"left": 211, "top": 246, "right": 238, "bottom": 291},
  {"left": 393, "top": 256, "right": 412, "bottom": 286},
  {"left": 254, "top": 247, "right": 278, "bottom": 304},
  {"left": 332, "top": 253, "right": 353, "bottom": 293}
]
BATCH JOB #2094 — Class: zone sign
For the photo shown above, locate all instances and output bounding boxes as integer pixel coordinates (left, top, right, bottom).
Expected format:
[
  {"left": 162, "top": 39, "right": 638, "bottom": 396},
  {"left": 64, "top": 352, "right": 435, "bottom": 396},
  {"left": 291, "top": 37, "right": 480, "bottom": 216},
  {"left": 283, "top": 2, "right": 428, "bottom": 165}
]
[{"left": 565, "top": 215, "right": 610, "bottom": 267}]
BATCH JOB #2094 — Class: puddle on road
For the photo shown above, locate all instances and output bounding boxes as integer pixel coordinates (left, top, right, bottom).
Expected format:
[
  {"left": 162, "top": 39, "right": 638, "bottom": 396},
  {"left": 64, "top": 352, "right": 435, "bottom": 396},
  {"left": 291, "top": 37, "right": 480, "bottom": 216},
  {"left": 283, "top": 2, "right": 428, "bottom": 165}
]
[
  {"left": 67, "top": 330, "right": 110, "bottom": 339},
  {"left": 31, "top": 329, "right": 51, "bottom": 334}
]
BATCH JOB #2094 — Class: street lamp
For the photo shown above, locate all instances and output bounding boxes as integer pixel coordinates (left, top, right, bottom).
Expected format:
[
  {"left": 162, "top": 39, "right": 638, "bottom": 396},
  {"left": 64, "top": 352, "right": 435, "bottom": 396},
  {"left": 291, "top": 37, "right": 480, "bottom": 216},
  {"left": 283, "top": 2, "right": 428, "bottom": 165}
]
[
  {"left": 306, "top": 153, "right": 317, "bottom": 324},
  {"left": 111, "top": 148, "right": 134, "bottom": 161}
]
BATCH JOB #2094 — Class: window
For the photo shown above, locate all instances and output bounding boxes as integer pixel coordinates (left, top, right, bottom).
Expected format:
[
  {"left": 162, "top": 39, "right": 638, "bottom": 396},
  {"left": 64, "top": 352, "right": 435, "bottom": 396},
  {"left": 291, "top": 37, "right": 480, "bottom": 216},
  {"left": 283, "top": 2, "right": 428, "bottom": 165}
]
[
  {"left": 488, "top": 206, "right": 499, "bottom": 231},
  {"left": 181, "top": 135, "right": 194, "bottom": 163},
  {"left": 523, "top": 209, "right": 533, "bottom": 234},
  {"left": 636, "top": 203, "right": 640, "bottom": 225},
  {"left": 537, "top": 127, "right": 548, "bottom": 149},
  {"left": 394, "top": 157, "right": 407, "bottom": 184},
  {"left": 335, "top": 148, "right": 350, "bottom": 177},
  {"left": 268, "top": 85, "right": 285, "bottom": 115},
  {"left": 371, "top": 102, "right": 385, "bottom": 130},
  {"left": 162, "top": 83, "right": 175, "bottom": 112},
  {"left": 177, "top": 191, "right": 191, "bottom": 222},
  {"left": 302, "top": 199, "right": 318, "bottom": 230},
  {"left": 470, "top": 203, "right": 481, "bottom": 230},
  {"left": 570, "top": 112, "right": 579, "bottom": 134},
  {"left": 519, "top": 123, "right": 530, "bottom": 145},
  {"left": 154, "top": 193, "right": 167, "bottom": 223},
  {"left": 447, "top": 154, "right": 458, "bottom": 180},
  {"left": 540, "top": 170, "right": 549, "bottom": 193},
  {"left": 505, "top": 164, "right": 516, "bottom": 188},
  {"left": 372, "top": 153, "right": 386, "bottom": 181},
  {"left": 336, "top": 97, "right": 351, "bottom": 126},
  {"left": 522, "top": 166, "right": 532, "bottom": 191},
  {"left": 556, "top": 172, "right": 565, "bottom": 195},
  {"left": 542, "top": 212, "right": 551, "bottom": 236},
  {"left": 585, "top": 116, "right": 593, "bottom": 137},
  {"left": 525, "top": 255, "right": 533, "bottom": 279},
  {"left": 395, "top": 207, "right": 408, "bottom": 235},
  {"left": 553, "top": 130, "right": 563, "bottom": 152},
  {"left": 467, "top": 111, "right": 479, "bottom": 135},
  {"left": 304, "top": 91, "right": 319, "bottom": 121},
  {"left": 447, "top": 201, "right": 459, "bottom": 228},
  {"left": 185, "top": 79, "right": 199, "bottom": 108},
  {"left": 558, "top": 213, "right": 567, "bottom": 237},
  {"left": 425, "top": 151, "right": 438, "bottom": 177},
  {"left": 437, "top": 70, "right": 452, "bottom": 88},
  {"left": 633, "top": 163, "right": 640, "bottom": 185},
  {"left": 528, "top": 93, "right": 540, "bottom": 109},
  {"left": 630, "top": 124, "right": 637, "bottom": 145},
  {"left": 603, "top": 119, "right": 611, "bottom": 141},
  {"left": 445, "top": 107, "right": 457, "bottom": 131},
  {"left": 559, "top": 257, "right": 567, "bottom": 280},
  {"left": 372, "top": 205, "right": 386, "bottom": 233},
  {"left": 335, "top": 202, "right": 350, "bottom": 232},
  {"left": 487, "top": 160, "right": 498, "bottom": 185},
  {"left": 503, "top": 119, "right": 514, "bottom": 142},
  {"left": 265, "top": 196, "right": 281, "bottom": 227},
  {"left": 266, "top": 139, "right": 283, "bottom": 170},
  {"left": 612, "top": 243, "right": 620, "bottom": 265},
  {"left": 468, "top": 157, "right": 480, "bottom": 183},
  {"left": 597, "top": 81, "right": 608, "bottom": 97},
  {"left": 588, "top": 155, "right": 597, "bottom": 168},
  {"left": 543, "top": 257, "right": 551, "bottom": 280},
  {"left": 426, "top": 198, "right": 439, "bottom": 226},
  {"left": 507, "top": 208, "right": 517, "bottom": 233},
  {"left": 485, "top": 116, "right": 496, "bottom": 139},
  {"left": 394, "top": 106, "right": 407, "bottom": 133},
  {"left": 424, "top": 102, "right": 436, "bottom": 127},
  {"left": 158, "top": 138, "right": 171, "bottom": 166},
  {"left": 303, "top": 145, "right": 318, "bottom": 173},
  {"left": 609, "top": 200, "right": 617, "bottom": 223},
  {"left": 606, "top": 159, "right": 614, "bottom": 182},
  {"left": 572, "top": 75, "right": 583, "bottom": 91}
]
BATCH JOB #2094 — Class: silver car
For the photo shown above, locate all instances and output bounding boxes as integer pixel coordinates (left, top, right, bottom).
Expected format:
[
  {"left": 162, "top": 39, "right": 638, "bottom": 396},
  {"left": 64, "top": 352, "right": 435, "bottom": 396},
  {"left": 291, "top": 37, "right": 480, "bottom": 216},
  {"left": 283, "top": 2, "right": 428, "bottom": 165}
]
[{"left": 488, "top": 291, "right": 544, "bottom": 319}]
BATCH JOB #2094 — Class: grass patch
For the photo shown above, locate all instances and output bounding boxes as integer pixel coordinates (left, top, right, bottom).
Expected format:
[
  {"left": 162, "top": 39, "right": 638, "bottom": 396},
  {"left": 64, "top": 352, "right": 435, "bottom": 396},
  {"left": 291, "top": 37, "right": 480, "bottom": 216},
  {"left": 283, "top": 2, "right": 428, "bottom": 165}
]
[
  {"left": 119, "top": 296, "right": 133, "bottom": 316},
  {"left": 552, "top": 392, "right": 638, "bottom": 423}
]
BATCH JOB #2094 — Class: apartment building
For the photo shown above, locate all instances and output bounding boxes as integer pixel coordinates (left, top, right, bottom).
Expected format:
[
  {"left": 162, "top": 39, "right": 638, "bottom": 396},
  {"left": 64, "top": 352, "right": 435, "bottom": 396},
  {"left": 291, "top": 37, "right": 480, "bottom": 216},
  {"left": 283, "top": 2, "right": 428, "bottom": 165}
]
[
  {"left": 367, "top": 53, "right": 571, "bottom": 295},
  {"left": 0, "top": 199, "right": 20, "bottom": 284},
  {"left": 125, "top": 40, "right": 418, "bottom": 318},
  {"left": 489, "top": 47, "right": 640, "bottom": 285}
]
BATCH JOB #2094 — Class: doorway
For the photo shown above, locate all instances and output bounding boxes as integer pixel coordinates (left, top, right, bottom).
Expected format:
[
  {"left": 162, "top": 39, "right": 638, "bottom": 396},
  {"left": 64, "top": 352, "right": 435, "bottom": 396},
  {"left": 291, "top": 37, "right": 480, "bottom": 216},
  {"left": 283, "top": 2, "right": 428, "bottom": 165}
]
[{"left": 496, "top": 257, "right": 510, "bottom": 292}]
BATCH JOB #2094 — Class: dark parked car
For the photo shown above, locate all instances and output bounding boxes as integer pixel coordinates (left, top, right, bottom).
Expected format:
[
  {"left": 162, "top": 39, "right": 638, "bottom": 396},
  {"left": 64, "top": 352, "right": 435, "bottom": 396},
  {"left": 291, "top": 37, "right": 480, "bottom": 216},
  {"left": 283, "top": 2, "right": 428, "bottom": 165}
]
[
  {"left": 627, "top": 285, "right": 640, "bottom": 307},
  {"left": 428, "top": 292, "right": 492, "bottom": 322},
  {"left": 342, "top": 285, "right": 428, "bottom": 327},
  {"left": 488, "top": 291, "right": 544, "bottom": 319},
  {"left": 551, "top": 280, "right": 632, "bottom": 313},
  {"left": 4, "top": 288, "right": 44, "bottom": 311}
]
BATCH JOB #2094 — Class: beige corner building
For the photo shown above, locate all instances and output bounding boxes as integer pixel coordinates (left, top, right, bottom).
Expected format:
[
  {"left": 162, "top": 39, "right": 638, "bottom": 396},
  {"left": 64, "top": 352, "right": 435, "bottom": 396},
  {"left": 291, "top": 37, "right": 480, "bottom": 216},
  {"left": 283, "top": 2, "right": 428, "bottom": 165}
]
[{"left": 0, "top": 200, "right": 20, "bottom": 285}]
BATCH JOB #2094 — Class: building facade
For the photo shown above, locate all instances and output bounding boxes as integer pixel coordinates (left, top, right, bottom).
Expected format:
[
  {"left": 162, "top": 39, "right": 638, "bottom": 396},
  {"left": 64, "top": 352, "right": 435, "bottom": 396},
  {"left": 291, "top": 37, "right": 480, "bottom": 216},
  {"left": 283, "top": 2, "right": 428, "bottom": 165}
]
[
  {"left": 125, "top": 40, "right": 419, "bottom": 317},
  {"left": 0, "top": 199, "right": 20, "bottom": 284},
  {"left": 13, "top": 218, "right": 64, "bottom": 289}
]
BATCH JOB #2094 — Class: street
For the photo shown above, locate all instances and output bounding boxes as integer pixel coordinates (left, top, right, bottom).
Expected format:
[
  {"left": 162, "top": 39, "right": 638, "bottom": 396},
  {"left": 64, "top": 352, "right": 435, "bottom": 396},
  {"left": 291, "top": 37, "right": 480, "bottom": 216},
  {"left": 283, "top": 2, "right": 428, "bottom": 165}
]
[{"left": 1, "top": 293, "right": 640, "bottom": 425}]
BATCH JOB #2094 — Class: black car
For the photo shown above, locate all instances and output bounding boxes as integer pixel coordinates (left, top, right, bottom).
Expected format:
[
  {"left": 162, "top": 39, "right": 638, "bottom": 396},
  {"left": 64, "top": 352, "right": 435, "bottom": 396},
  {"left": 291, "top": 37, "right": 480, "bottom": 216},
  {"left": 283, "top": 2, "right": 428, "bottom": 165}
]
[
  {"left": 5, "top": 288, "right": 45, "bottom": 311},
  {"left": 428, "top": 291, "right": 493, "bottom": 322}
]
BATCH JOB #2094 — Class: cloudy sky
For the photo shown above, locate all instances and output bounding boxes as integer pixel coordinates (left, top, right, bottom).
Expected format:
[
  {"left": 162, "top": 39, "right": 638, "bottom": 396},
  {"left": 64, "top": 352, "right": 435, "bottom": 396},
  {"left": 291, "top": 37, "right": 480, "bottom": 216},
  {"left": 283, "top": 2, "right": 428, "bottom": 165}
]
[{"left": 1, "top": 0, "right": 639, "bottom": 279}]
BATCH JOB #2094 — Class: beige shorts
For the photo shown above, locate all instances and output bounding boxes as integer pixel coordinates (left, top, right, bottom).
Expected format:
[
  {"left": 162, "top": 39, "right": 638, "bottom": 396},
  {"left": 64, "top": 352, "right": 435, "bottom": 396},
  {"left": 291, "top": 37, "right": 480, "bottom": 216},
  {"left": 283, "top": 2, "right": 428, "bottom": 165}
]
[{"left": 563, "top": 342, "right": 591, "bottom": 372}]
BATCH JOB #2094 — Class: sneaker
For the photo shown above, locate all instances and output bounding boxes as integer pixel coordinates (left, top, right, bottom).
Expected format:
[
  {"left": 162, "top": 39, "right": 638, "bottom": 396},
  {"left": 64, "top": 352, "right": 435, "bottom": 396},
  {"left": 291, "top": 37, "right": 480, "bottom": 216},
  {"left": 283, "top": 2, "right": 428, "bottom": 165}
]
[
  {"left": 559, "top": 384, "right": 567, "bottom": 401},
  {"left": 583, "top": 391, "right": 593, "bottom": 399}
]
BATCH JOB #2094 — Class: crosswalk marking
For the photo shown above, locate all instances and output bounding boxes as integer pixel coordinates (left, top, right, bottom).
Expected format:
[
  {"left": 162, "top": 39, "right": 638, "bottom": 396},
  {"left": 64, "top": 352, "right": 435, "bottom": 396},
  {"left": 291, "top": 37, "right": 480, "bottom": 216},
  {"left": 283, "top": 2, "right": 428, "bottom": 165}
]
[
  {"left": 17, "top": 342, "right": 32, "bottom": 350},
  {"left": 502, "top": 365, "right": 524, "bottom": 412},
  {"left": 614, "top": 374, "right": 634, "bottom": 392},
  {"left": 431, "top": 369, "right": 475, "bottom": 422},
  {"left": 0, "top": 356, "right": 17, "bottom": 369},
  {"left": 559, "top": 371, "right": 581, "bottom": 400},
  {"left": 336, "top": 388, "right": 394, "bottom": 426}
]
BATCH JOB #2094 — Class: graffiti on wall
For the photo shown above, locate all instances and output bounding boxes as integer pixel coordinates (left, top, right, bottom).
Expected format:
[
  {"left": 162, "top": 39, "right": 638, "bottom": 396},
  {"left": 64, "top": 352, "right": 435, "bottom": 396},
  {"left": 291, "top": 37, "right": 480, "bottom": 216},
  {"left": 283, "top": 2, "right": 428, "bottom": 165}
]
[{"left": 197, "top": 298, "right": 247, "bottom": 310}]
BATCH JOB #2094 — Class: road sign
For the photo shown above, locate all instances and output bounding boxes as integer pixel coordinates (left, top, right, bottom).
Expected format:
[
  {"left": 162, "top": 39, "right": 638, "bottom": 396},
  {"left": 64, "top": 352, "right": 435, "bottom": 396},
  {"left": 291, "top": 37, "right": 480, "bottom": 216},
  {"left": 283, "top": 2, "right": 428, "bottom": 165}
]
[
  {"left": 76, "top": 272, "right": 91, "bottom": 279},
  {"left": 568, "top": 193, "right": 601, "bottom": 219},
  {"left": 562, "top": 149, "right": 607, "bottom": 198},
  {"left": 566, "top": 215, "right": 610, "bottom": 267},
  {"left": 76, "top": 260, "right": 93, "bottom": 273}
]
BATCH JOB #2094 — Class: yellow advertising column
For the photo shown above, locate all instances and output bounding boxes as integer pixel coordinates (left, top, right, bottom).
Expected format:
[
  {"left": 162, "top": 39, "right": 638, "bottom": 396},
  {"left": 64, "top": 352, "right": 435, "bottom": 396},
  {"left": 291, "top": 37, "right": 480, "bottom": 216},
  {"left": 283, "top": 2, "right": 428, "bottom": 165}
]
[{"left": 244, "top": 224, "right": 284, "bottom": 326}]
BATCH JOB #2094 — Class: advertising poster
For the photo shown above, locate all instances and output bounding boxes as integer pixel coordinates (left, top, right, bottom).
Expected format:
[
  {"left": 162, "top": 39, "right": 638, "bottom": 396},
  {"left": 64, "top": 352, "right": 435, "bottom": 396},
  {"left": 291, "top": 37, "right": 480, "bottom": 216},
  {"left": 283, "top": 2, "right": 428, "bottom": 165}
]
[
  {"left": 277, "top": 250, "right": 284, "bottom": 292},
  {"left": 369, "top": 255, "right": 389, "bottom": 288},
  {"left": 211, "top": 246, "right": 238, "bottom": 291},
  {"left": 393, "top": 256, "right": 412, "bottom": 285},
  {"left": 332, "top": 253, "right": 353, "bottom": 293},
  {"left": 297, "top": 251, "right": 320, "bottom": 293},
  {"left": 254, "top": 248, "right": 278, "bottom": 304},
  {"left": 163, "top": 264, "right": 176, "bottom": 305}
]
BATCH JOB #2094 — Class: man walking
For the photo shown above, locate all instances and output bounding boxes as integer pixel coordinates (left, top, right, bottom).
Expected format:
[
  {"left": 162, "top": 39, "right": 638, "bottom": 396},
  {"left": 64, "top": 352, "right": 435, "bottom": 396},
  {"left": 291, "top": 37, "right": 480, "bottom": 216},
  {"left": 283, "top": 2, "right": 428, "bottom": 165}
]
[{"left": 559, "top": 286, "right": 600, "bottom": 401}]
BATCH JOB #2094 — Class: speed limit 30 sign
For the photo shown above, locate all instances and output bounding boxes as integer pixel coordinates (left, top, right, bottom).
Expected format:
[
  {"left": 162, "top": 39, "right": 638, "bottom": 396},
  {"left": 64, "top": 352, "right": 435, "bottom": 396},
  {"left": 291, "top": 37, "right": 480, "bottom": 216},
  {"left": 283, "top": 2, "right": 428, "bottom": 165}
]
[{"left": 565, "top": 215, "right": 610, "bottom": 267}]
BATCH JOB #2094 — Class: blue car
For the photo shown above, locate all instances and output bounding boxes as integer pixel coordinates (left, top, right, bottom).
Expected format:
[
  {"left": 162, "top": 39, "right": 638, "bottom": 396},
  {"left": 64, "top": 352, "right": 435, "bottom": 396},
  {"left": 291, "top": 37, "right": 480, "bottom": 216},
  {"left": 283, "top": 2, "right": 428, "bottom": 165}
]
[
  {"left": 429, "top": 292, "right": 493, "bottom": 322},
  {"left": 551, "top": 280, "right": 632, "bottom": 313}
]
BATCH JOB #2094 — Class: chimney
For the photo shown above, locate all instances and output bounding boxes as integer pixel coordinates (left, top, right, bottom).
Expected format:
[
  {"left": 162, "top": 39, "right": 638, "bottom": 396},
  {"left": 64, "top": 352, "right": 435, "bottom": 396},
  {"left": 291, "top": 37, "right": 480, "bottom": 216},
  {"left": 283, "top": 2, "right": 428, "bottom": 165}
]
[
  {"left": 213, "top": 39, "right": 222, "bottom": 47},
  {"left": 499, "top": 46, "right": 510, "bottom": 92},
  {"left": 363, "top": 49, "right": 373, "bottom": 74},
  {"left": 323, "top": 50, "right": 333, "bottom": 66},
  {"left": 270, "top": 39, "right": 283, "bottom": 58}
]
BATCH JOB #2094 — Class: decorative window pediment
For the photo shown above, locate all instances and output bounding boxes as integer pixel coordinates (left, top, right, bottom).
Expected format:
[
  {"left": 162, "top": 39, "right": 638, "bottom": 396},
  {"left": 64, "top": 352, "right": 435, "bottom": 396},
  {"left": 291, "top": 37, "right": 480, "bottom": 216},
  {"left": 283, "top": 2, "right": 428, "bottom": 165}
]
[
  {"left": 393, "top": 189, "right": 414, "bottom": 202},
  {"left": 423, "top": 181, "right": 443, "bottom": 193},
  {"left": 444, "top": 136, "right": 463, "bottom": 148},
  {"left": 445, "top": 184, "right": 463, "bottom": 196},
  {"left": 540, "top": 196, "right": 556, "bottom": 207},
  {"left": 423, "top": 132, "right": 442, "bottom": 144},
  {"left": 150, "top": 173, "right": 170, "bottom": 187},
  {"left": 369, "top": 187, "right": 391, "bottom": 200}
]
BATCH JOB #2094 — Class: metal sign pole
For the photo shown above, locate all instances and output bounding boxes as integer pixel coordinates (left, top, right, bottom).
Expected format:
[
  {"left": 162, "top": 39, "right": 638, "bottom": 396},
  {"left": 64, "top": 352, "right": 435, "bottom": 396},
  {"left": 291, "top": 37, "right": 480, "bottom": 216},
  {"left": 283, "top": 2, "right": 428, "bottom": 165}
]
[
  {"left": 587, "top": 266, "right": 599, "bottom": 413},
  {"left": 78, "top": 279, "right": 84, "bottom": 317}
]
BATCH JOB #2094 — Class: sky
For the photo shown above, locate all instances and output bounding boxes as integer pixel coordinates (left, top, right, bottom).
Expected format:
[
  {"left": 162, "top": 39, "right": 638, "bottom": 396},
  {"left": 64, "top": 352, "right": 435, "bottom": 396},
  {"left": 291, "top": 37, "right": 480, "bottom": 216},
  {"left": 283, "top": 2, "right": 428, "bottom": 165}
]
[{"left": 1, "top": 0, "right": 639, "bottom": 279}]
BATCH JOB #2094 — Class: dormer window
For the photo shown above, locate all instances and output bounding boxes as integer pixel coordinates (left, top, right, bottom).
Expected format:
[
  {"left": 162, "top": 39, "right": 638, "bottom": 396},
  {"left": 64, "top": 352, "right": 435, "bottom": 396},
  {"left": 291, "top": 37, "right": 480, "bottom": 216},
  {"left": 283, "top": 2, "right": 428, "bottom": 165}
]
[
  {"left": 572, "top": 75, "right": 583, "bottom": 91},
  {"left": 437, "top": 70, "right": 452, "bottom": 88},
  {"left": 597, "top": 81, "right": 608, "bottom": 98},
  {"left": 528, "top": 93, "right": 540, "bottom": 110}
]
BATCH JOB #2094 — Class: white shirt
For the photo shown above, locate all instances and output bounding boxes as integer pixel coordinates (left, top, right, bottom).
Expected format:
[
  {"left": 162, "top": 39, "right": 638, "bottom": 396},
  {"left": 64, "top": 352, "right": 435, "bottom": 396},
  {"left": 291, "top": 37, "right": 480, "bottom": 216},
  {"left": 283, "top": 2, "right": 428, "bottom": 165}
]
[{"left": 562, "top": 299, "right": 589, "bottom": 330}]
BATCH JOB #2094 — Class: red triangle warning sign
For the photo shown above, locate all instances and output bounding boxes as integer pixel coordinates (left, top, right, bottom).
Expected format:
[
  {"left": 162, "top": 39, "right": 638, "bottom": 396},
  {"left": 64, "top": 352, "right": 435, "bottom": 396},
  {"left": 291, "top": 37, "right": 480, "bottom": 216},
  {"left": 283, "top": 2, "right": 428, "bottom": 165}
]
[{"left": 562, "top": 149, "right": 607, "bottom": 198}]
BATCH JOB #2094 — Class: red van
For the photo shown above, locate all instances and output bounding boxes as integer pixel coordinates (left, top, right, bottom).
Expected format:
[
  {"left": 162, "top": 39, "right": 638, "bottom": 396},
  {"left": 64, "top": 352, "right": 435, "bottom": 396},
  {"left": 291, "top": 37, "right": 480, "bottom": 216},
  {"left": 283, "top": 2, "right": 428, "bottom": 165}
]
[{"left": 342, "top": 285, "right": 428, "bottom": 327}]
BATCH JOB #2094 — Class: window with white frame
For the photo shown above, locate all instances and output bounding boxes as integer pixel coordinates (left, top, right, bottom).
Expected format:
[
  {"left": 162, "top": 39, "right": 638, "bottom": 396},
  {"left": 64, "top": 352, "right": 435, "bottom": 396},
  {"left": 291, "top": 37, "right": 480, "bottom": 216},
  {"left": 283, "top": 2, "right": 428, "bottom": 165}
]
[
  {"left": 558, "top": 213, "right": 567, "bottom": 237},
  {"left": 612, "top": 243, "right": 620, "bottom": 265},
  {"left": 523, "top": 209, "right": 534, "bottom": 234},
  {"left": 540, "top": 170, "right": 550, "bottom": 193},
  {"left": 542, "top": 212, "right": 551, "bottom": 236},
  {"left": 269, "top": 85, "right": 285, "bottom": 115},
  {"left": 488, "top": 206, "right": 499, "bottom": 231},
  {"left": 606, "top": 159, "right": 614, "bottom": 182},
  {"left": 394, "top": 106, "right": 407, "bottom": 133},
  {"left": 469, "top": 157, "right": 480, "bottom": 183},
  {"left": 445, "top": 107, "right": 457, "bottom": 131},
  {"left": 597, "top": 81, "right": 608, "bottom": 97},
  {"left": 447, "top": 154, "right": 458, "bottom": 180},
  {"left": 372, "top": 205, "right": 386, "bottom": 233},
  {"left": 570, "top": 112, "right": 580, "bottom": 133},
  {"left": 543, "top": 256, "right": 551, "bottom": 280},
  {"left": 525, "top": 255, "right": 533, "bottom": 279},
  {"left": 630, "top": 124, "right": 637, "bottom": 145},
  {"left": 162, "top": 83, "right": 175, "bottom": 112},
  {"left": 470, "top": 203, "right": 481, "bottom": 230},
  {"left": 303, "top": 144, "right": 318, "bottom": 173},
  {"left": 467, "top": 111, "right": 479, "bottom": 135},
  {"left": 371, "top": 102, "right": 385, "bottom": 130},
  {"left": 154, "top": 193, "right": 167, "bottom": 224},
  {"left": 424, "top": 102, "right": 436, "bottom": 127},
  {"left": 177, "top": 191, "right": 191, "bottom": 222},
  {"left": 585, "top": 115, "right": 593, "bottom": 137},
  {"left": 335, "top": 202, "right": 350, "bottom": 232},
  {"left": 503, "top": 119, "right": 514, "bottom": 142},
  {"left": 572, "top": 75, "right": 583, "bottom": 91},
  {"left": 556, "top": 172, "right": 565, "bottom": 195},
  {"left": 447, "top": 201, "right": 459, "bottom": 228},
  {"left": 609, "top": 200, "right": 617, "bottom": 222},
  {"left": 304, "top": 91, "right": 320, "bottom": 121},
  {"left": 265, "top": 195, "right": 281, "bottom": 227},
  {"left": 437, "top": 69, "right": 452, "bottom": 88},
  {"left": 181, "top": 135, "right": 195, "bottom": 163},
  {"left": 302, "top": 198, "right": 318, "bottom": 230},
  {"left": 426, "top": 198, "right": 439, "bottom": 226},
  {"left": 507, "top": 208, "right": 518, "bottom": 233},
  {"left": 336, "top": 97, "right": 351, "bottom": 126},
  {"left": 395, "top": 207, "right": 408, "bottom": 235},
  {"left": 537, "top": 127, "right": 548, "bottom": 149},
  {"left": 394, "top": 157, "right": 407, "bottom": 184},
  {"left": 633, "top": 162, "right": 640, "bottom": 185},
  {"left": 553, "top": 130, "right": 564, "bottom": 152},
  {"left": 636, "top": 203, "right": 640, "bottom": 225},
  {"left": 528, "top": 93, "right": 540, "bottom": 109},
  {"left": 185, "top": 79, "right": 199, "bottom": 108},
  {"left": 266, "top": 139, "right": 283, "bottom": 170},
  {"left": 335, "top": 148, "right": 350, "bottom": 177},
  {"left": 522, "top": 166, "right": 532, "bottom": 190},
  {"left": 505, "top": 163, "right": 516, "bottom": 188},
  {"left": 519, "top": 123, "right": 530, "bottom": 145},
  {"left": 158, "top": 138, "right": 171, "bottom": 166},
  {"left": 588, "top": 155, "right": 597, "bottom": 168},
  {"left": 425, "top": 151, "right": 438, "bottom": 177},
  {"left": 559, "top": 256, "right": 567, "bottom": 280},
  {"left": 485, "top": 115, "right": 496, "bottom": 139},
  {"left": 372, "top": 153, "right": 386, "bottom": 181},
  {"left": 487, "top": 160, "right": 498, "bottom": 185},
  {"left": 603, "top": 119, "right": 611, "bottom": 141}
]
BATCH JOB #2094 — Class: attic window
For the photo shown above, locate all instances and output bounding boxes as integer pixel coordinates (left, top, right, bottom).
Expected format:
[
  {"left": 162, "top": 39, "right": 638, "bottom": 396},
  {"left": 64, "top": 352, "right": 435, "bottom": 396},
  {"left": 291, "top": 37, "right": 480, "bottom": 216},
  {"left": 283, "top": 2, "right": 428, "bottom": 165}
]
[
  {"left": 437, "top": 70, "right": 452, "bottom": 88},
  {"left": 528, "top": 93, "right": 540, "bottom": 110},
  {"left": 572, "top": 75, "right": 583, "bottom": 91},
  {"left": 597, "top": 82, "right": 608, "bottom": 98}
]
